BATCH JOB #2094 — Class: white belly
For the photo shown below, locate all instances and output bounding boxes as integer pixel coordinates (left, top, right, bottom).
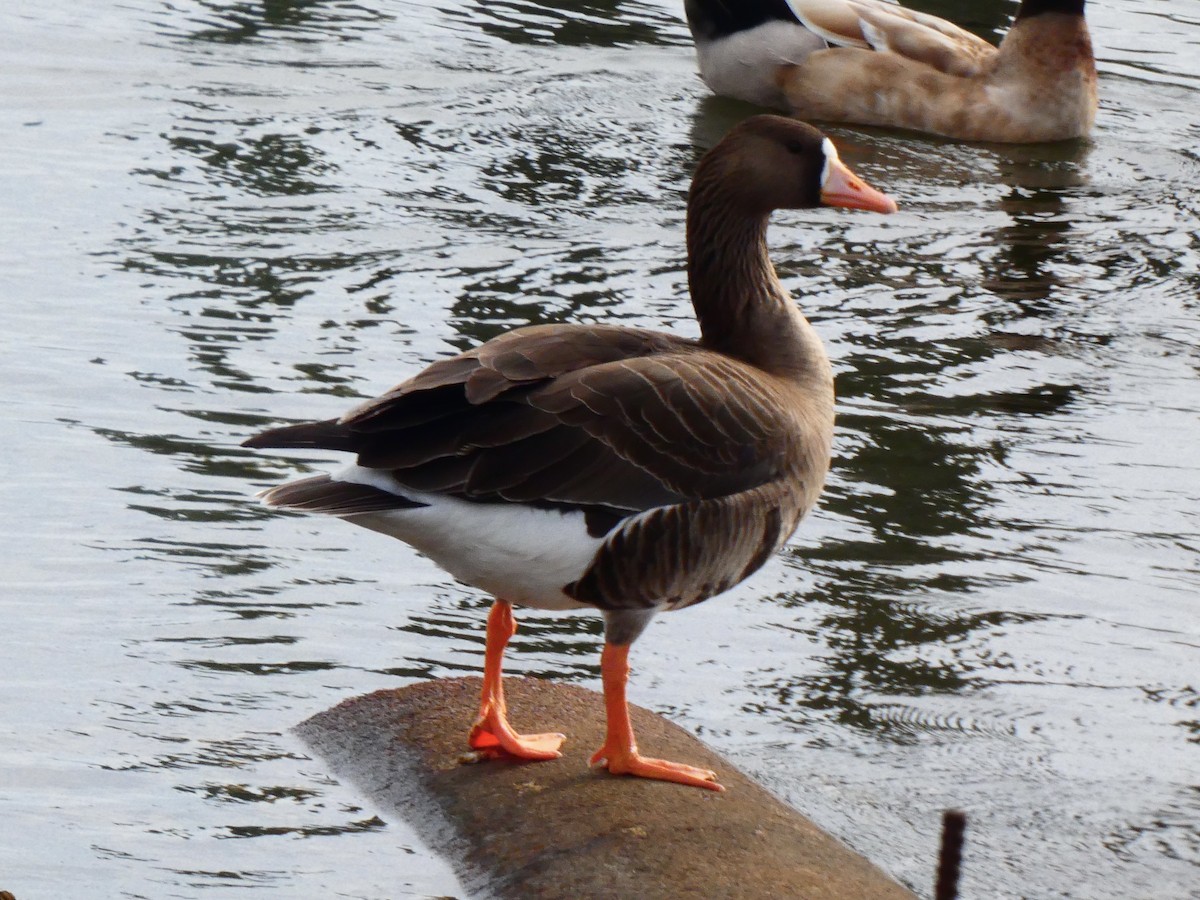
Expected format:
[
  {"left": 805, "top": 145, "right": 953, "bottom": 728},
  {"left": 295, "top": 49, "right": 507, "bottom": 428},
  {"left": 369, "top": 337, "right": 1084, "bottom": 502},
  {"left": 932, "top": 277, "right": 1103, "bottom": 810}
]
[{"left": 335, "top": 465, "right": 605, "bottom": 611}]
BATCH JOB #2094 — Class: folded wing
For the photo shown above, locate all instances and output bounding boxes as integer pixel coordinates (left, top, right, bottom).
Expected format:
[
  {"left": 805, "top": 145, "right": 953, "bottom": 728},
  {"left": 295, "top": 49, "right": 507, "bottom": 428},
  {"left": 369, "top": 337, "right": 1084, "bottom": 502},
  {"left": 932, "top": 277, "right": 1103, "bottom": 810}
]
[
  {"left": 788, "top": 0, "right": 995, "bottom": 75},
  {"left": 249, "top": 324, "right": 810, "bottom": 521}
]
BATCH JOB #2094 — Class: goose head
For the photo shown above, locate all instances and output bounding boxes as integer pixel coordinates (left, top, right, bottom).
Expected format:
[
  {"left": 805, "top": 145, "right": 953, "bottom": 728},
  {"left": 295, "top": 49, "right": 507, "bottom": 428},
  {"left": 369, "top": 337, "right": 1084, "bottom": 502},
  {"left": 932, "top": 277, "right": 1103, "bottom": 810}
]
[{"left": 691, "top": 115, "right": 898, "bottom": 216}]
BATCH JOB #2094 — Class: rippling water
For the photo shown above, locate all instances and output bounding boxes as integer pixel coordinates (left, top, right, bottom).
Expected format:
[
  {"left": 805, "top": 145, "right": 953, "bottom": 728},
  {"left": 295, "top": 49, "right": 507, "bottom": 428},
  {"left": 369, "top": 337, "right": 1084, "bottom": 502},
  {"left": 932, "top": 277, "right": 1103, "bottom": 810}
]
[{"left": 2, "top": 0, "right": 1197, "bottom": 897}]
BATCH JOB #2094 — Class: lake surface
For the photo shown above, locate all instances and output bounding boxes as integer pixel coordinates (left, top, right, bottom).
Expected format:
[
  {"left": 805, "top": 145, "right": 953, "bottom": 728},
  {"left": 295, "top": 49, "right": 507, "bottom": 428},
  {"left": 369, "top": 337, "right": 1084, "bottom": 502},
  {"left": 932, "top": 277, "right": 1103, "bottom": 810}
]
[{"left": 1, "top": 0, "right": 1197, "bottom": 897}]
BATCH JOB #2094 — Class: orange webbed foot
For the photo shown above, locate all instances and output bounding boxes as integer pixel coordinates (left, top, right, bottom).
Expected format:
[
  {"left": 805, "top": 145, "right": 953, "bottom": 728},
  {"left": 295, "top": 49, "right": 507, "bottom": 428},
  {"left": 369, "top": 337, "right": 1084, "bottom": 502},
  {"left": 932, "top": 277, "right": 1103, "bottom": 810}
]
[
  {"left": 468, "top": 599, "right": 565, "bottom": 762},
  {"left": 589, "top": 743, "right": 724, "bottom": 791},
  {"left": 470, "top": 704, "right": 565, "bottom": 761},
  {"left": 592, "top": 640, "right": 725, "bottom": 791}
]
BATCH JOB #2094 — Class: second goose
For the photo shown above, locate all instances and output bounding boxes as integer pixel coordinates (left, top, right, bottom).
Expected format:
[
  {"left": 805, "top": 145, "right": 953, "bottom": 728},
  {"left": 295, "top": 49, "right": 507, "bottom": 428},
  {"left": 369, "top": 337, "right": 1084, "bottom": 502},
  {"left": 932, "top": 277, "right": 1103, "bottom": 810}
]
[{"left": 685, "top": 0, "right": 1097, "bottom": 143}]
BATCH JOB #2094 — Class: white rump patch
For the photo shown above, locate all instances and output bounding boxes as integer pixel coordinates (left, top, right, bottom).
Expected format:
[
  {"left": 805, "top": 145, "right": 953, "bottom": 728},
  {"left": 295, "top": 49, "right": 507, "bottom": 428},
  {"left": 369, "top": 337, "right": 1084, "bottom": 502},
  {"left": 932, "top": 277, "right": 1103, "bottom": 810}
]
[{"left": 329, "top": 465, "right": 605, "bottom": 611}]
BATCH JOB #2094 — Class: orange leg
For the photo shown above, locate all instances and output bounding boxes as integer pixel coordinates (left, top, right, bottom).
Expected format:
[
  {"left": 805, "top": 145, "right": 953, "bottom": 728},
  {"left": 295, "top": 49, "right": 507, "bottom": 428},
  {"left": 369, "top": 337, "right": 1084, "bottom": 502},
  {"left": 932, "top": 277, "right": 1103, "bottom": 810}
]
[
  {"left": 468, "top": 599, "right": 565, "bottom": 761},
  {"left": 589, "top": 642, "right": 724, "bottom": 791}
]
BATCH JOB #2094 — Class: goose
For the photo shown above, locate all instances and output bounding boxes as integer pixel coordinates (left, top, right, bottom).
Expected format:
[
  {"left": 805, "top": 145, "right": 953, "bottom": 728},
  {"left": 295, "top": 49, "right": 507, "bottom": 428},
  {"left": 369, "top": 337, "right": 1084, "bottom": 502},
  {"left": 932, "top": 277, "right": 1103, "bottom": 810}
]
[
  {"left": 684, "top": 0, "right": 1096, "bottom": 143},
  {"left": 242, "top": 115, "right": 897, "bottom": 791}
]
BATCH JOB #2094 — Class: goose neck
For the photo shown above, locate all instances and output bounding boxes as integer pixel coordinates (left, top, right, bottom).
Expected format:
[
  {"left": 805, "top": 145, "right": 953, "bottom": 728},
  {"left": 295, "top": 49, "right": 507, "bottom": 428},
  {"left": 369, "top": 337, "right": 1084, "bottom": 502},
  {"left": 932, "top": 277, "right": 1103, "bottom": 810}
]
[{"left": 686, "top": 192, "right": 827, "bottom": 381}]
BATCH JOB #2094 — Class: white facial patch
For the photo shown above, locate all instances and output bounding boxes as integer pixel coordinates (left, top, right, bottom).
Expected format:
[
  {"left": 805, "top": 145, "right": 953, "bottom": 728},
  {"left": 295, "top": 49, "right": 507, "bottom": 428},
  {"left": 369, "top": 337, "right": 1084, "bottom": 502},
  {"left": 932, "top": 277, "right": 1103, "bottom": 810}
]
[{"left": 820, "top": 137, "right": 841, "bottom": 188}]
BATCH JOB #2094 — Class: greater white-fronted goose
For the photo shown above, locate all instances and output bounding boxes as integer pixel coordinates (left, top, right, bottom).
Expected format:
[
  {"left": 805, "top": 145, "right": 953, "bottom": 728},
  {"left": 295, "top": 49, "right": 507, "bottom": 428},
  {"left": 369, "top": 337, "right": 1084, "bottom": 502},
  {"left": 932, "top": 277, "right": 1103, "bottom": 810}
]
[
  {"left": 685, "top": 0, "right": 1097, "bottom": 143},
  {"left": 243, "top": 115, "right": 897, "bottom": 790}
]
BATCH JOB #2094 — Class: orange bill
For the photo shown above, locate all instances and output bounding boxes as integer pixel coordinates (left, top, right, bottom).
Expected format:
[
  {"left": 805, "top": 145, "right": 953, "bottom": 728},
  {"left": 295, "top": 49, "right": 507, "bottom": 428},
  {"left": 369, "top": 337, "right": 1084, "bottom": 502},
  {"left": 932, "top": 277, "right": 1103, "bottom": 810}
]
[{"left": 821, "top": 156, "right": 898, "bottom": 214}]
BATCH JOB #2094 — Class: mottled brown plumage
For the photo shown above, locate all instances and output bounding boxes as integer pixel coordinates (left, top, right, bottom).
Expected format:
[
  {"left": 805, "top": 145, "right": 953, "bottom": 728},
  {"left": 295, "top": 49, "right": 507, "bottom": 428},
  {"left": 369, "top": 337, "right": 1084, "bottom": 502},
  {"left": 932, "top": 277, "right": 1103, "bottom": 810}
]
[
  {"left": 243, "top": 116, "right": 897, "bottom": 789},
  {"left": 687, "top": 0, "right": 1097, "bottom": 143}
]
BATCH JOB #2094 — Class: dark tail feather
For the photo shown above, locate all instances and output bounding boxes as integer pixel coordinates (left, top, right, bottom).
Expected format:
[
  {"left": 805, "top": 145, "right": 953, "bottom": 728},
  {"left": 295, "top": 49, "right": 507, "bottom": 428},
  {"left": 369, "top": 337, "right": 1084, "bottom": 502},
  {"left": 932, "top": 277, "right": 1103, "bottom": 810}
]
[
  {"left": 258, "top": 474, "right": 426, "bottom": 515},
  {"left": 242, "top": 418, "right": 358, "bottom": 452}
]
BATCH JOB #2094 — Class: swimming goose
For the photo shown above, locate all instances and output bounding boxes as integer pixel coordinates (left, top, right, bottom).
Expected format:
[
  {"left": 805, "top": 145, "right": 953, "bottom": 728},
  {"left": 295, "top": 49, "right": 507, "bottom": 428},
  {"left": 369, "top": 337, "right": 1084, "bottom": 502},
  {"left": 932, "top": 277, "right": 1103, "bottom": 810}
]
[
  {"left": 243, "top": 115, "right": 897, "bottom": 790},
  {"left": 685, "top": 0, "right": 1096, "bottom": 142}
]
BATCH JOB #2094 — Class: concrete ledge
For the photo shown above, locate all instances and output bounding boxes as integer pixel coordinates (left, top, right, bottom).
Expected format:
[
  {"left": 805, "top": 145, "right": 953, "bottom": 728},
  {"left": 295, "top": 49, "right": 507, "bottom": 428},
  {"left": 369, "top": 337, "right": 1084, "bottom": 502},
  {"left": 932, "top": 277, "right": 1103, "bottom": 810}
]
[{"left": 296, "top": 677, "right": 916, "bottom": 900}]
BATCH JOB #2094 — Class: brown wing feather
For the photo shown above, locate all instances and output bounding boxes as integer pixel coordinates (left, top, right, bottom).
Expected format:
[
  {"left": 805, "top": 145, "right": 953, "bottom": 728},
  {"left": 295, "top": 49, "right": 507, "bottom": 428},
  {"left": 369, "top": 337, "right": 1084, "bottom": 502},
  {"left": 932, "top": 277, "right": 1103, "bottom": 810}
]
[
  {"left": 251, "top": 324, "right": 816, "bottom": 518},
  {"left": 529, "top": 354, "right": 790, "bottom": 498},
  {"left": 345, "top": 324, "right": 687, "bottom": 427}
]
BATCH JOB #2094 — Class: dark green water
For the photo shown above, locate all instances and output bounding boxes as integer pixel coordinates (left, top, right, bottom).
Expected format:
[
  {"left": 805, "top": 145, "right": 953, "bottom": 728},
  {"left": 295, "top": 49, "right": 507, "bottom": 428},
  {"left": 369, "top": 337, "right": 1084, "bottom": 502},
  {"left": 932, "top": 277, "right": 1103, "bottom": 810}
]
[{"left": 2, "top": 1, "right": 1197, "bottom": 897}]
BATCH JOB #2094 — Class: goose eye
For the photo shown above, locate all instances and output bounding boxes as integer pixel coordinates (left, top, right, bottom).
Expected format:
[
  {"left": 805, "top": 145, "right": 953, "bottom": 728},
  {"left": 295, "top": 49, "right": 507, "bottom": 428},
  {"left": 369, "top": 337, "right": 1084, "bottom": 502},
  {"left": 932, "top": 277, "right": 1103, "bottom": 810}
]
[{"left": 785, "top": 140, "right": 805, "bottom": 155}]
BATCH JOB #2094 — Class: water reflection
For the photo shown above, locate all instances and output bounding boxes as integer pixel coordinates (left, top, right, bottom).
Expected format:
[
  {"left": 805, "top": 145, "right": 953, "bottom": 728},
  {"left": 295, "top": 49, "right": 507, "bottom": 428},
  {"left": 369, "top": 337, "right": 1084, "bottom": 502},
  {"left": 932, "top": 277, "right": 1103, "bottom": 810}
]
[
  {"left": 166, "top": 131, "right": 335, "bottom": 197},
  {"left": 218, "top": 814, "right": 386, "bottom": 839},
  {"left": 99, "top": 730, "right": 306, "bottom": 773},
  {"left": 457, "top": 0, "right": 689, "bottom": 47},
  {"left": 164, "top": 0, "right": 390, "bottom": 44},
  {"left": 393, "top": 602, "right": 601, "bottom": 683},
  {"left": 985, "top": 151, "right": 1093, "bottom": 309},
  {"left": 191, "top": 583, "right": 345, "bottom": 610}
]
